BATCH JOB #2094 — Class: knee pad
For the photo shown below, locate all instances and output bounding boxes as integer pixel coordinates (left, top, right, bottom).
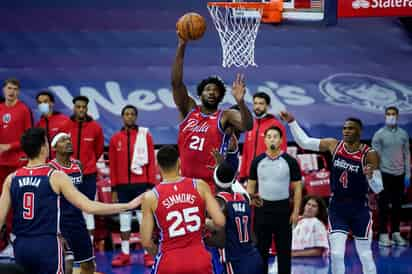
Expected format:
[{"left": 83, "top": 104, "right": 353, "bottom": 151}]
[
  {"left": 120, "top": 211, "right": 132, "bottom": 232},
  {"left": 136, "top": 210, "right": 143, "bottom": 225},
  {"left": 82, "top": 212, "right": 95, "bottom": 230}
]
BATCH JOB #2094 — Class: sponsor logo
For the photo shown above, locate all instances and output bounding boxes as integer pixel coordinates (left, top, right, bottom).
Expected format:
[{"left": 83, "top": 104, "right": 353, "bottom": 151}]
[
  {"left": 352, "top": 0, "right": 412, "bottom": 9},
  {"left": 319, "top": 73, "right": 412, "bottom": 114}
]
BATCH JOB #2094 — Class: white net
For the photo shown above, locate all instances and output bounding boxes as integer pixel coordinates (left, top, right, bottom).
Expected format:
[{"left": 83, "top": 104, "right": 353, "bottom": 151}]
[{"left": 208, "top": 4, "right": 263, "bottom": 68}]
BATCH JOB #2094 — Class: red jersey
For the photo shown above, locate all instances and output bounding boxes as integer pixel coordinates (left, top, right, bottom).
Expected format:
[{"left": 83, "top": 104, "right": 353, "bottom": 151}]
[
  {"left": 0, "top": 100, "right": 33, "bottom": 166},
  {"left": 153, "top": 177, "right": 206, "bottom": 253},
  {"left": 178, "top": 106, "right": 228, "bottom": 186}
]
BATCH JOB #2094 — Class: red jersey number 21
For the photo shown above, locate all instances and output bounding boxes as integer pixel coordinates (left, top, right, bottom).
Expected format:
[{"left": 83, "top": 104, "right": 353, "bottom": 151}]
[
  {"left": 23, "top": 192, "right": 35, "bottom": 220},
  {"left": 189, "top": 136, "right": 205, "bottom": 151},
  {"left": 339, "top": 170, "right": 348, "bottom": 188}
]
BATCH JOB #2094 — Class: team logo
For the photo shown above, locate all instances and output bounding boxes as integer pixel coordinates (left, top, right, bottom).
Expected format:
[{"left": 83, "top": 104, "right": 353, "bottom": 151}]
[
  {"left": 319, "top": 73, "right": 412, "bottom": 114},
  {"left": 2, "top": 113, "right": 11, "bottom": 123},
  {"left": 352, "top": 0, "right": 370, "bottom": 8}
]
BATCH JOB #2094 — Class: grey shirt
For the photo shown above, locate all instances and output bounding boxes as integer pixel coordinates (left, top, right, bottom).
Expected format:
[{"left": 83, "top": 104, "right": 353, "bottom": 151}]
[
  {"left": 372, "top": 126, "right": 410, "bottom": 178},
  {"left": 249, "top": 152, "right": 301, "bottom": 201}
]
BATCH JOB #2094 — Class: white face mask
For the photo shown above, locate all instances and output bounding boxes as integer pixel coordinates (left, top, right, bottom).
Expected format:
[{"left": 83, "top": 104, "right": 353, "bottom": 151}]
[
  {"left": 38, "top": 103, "right": 50, "bottom": 115},
  {"left": 385, "top": 115, "right": 397, "bottom": 126}
]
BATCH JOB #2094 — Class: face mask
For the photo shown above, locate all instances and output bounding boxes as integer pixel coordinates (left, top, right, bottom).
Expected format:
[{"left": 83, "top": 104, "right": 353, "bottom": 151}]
[
  {"left": 385, "top": 115, "right": 397, "bottom": 126},
  {"left": 38, "top": 103, "right": 50, "bottom": 115}
]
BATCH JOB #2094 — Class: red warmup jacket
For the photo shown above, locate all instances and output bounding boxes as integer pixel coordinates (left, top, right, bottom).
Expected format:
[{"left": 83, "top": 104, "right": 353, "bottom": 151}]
[
  {"left": 62, "top": 116, "right": 104, "bottom": 175},
  {"left": 239, "top": 114, "right": 287, "bottom": 180},
  {"left": 0, "top": 100, "right": 33, "bottom": 167},
  {"left": 109, "top": 126, "right": 157, "bottom": 188},
  {"left": 36, "top": 112, "right": 70, "bottom": 158}
]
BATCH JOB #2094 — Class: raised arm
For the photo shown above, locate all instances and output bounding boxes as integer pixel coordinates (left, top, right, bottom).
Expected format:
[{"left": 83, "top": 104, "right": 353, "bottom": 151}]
[
  {"left": 51, "top": 171, "right": 141, "bottom": 215},
  {"left": 280, "top": 111, "right": 338, "bottom": 153},
  {"left": 364, "top": 150, "right": 384, "bottom": 194},
  {"left": 221, "top": 74, "right": 253, "bottom": 132},
  {"left": 171, "top": 35, "right": 196, "bottom": 119}
]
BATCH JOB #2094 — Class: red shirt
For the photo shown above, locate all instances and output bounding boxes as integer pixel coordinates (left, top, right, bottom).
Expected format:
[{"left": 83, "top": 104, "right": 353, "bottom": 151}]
[
  {"left": 62, "top": 116, "right": 104, "bottom": 175},
  {"left": 239, "top": 114, "right": 287, "bottom": 180},
  {"left": 36, "top": 112, "right": 70, "bottom": 158},
  {"left": 0, "top": 100, "right": 33, "bottom": 166},
  {"left": 178, "top": 106, "right": 226, "bottom": 188},
  {"left": 109, "top": 126, "right": 157, "bottom": 187},
  {"left": 153, "top": 177, "right": 206, "bottom": 253}
]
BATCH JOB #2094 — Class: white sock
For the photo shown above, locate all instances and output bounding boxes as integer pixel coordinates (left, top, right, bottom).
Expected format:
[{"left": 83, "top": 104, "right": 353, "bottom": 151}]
[
  {"left": 90, "top": 235, "right": 94, "bottom": 245},
  {"left": 121, "top": 240, "right": 130, "bottom": 255}
]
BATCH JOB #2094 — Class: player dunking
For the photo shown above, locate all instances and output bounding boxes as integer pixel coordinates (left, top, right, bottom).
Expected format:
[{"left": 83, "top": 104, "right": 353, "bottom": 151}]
[
  {"left": 172, "top": 33, "right": 253, "bottom": 193},
  {"left": 48, "top": 133, "right": 95, "bottom": 274},
  {"left": 0, "top": 128, "right": 141, "bottom": 274},
  {"left": 205, "top": 160, "right": 263, "bottom": 274},
  {"left": 140, "top": 145, "right": 225, "bottom": 274},
  {"left": 280, "top": 111, "right": 383, "bottom": 274}
]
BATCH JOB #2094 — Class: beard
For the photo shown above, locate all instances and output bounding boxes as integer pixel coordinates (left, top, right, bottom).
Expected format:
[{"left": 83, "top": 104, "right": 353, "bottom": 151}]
[{"left": 201, "top": 98, "right": 219, "bottom": 110}]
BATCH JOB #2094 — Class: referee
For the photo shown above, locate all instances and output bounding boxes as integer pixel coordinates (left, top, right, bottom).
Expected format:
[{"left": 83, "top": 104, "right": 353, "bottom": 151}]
[{"left": 247, "top": 126, "right": 302, "bottom": 274}]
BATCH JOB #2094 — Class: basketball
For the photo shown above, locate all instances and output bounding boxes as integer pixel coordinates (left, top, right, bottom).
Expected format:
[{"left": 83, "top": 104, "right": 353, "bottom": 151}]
[{"left": 176, "top": 12, "right": 206, "bottom": 41}]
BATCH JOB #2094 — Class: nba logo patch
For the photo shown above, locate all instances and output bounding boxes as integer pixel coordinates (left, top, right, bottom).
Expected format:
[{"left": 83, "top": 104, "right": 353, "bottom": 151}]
[{"left": 2, "top": 113, "right": 11, "bottom": 123}]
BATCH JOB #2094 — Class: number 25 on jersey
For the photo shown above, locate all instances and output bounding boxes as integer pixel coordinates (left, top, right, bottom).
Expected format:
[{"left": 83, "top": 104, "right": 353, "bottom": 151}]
[{"left": 167, "top": 206, "right": 201, "bottom": 238}]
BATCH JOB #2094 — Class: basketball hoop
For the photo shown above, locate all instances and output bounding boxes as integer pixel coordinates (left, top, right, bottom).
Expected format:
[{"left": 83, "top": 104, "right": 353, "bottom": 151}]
[{"left": 207, "top": 1, "right": 282, "bottom": 68}]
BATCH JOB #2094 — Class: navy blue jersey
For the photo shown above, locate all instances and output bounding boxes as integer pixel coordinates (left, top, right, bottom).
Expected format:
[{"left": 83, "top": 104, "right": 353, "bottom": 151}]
[
  {"left": 330, "top": 141, "right": 371, "bottom": 200},
  {"left": 49, "top": 159, "right": 83, "bottom": 221},
  {"left": 10, "top": 165, "right": 60, "bottom": 237},
  {"left": 217, "top": 192, "right": 256, "bottom": 263}
]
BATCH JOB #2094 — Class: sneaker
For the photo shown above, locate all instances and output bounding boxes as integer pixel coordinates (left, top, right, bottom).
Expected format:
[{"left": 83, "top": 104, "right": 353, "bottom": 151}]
[
  {"left": 111, "top": 253, "right": 131, "bottom": 267},
  {"left": 378, "top": 234, "right": 392, "bottom": 247},
  {"left": 392, "top": 232, "right": 408, "bottom": 246},
  {"left": 144, "top": 253, "right": 155, "bottom": 267}
]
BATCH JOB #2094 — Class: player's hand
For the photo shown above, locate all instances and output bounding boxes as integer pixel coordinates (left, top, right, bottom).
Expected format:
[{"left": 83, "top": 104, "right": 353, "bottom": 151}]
[
  {"left": 250, "top": 193, "right": 263, "bottom": 207},
  {"left": 279, "top": 111, "right": 295, "bottom": 123},
  {"left": 207, "top": 148, "right": 224, "bottom": 170},
  {"left": 290, "top": 210, "right": 299, "bottom": 225},
  {"left": 232, "top": 73, "right": 246, "bottom": 104},
  {"left": 363, "top": 164, "right": 374, "bottom": 179},
  {"left": 176, "top": 31, "right": 188, "bottom": 45},
  {"left": 228, "top": 134, "right": 239, "bottom": 152},
  {"left": 127, "top": 193, "right": 144, "bottom": 210},
  {"left": 0, "top": 144, "right": 11, "bottom": 153}
]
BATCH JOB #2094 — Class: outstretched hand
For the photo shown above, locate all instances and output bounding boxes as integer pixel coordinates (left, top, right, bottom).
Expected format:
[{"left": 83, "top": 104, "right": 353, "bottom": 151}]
[
  {"left": 207, "top": 148, "right": 225, "bottom": 170},
  {"left": 279, "top": 111, "right": 295, "bottom": 123},
  {"left": 232, "top": 73, "right": 246, "bottom": 104}
]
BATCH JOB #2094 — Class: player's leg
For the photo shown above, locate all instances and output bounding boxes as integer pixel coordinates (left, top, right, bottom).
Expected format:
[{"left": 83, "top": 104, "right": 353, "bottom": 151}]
[
  {"left": 272, "top": 202, "right": 292, "bottom": 274},
  {"left": 70, "top": 220, "right": 95, "bottom": 274},
  {"left": 81, "top": 173, "right": 97, "bottom": 244},
  {"left": 352, "top": 206, "right": 376, "bottom": 274},
  {"left": 328, "top": 201, "right": 350, "bottom": 274}
]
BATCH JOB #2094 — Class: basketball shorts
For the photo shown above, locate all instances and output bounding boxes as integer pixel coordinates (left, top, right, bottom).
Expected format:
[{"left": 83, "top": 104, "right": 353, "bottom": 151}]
[
  {"left": 117, "top": 183, "right": 153, "bottom": 205},
  {"left": 61, "top": 216, "right": 94, "bottom": 263},
  {"left": 223, "top": 250, "right": 263, "bottom": 274},
  {"left": 152, "top": 246, "right": 212, "bottom": 274},
  {"left": 13, "top": 235, "right": 64, "bottom": 274},
  {"left": 328, "top": 198, "right": 373, "bottom": 239},
  {"left": 79, "top": 173, "right": 97, "bottom": 200}
]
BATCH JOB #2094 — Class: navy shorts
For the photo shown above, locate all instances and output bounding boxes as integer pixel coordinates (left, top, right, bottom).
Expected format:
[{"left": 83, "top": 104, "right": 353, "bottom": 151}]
[
  {"left": 14, "top": 235, "right": 64, "bottom": 274},
  {"left": 61, "top": 216, "right": 94, "bottom": 263},
  {"left": 328, "top": 198, "right": 373, "bottom": 239},
  {"left": 117, "top": 184, "right": 153, "bottom": 205},
  {"left": 79, "top": 173, "right": 97, "bottom": 200},
  {"left": 223, "top": 250, "right": 263, "bottom": 274}
]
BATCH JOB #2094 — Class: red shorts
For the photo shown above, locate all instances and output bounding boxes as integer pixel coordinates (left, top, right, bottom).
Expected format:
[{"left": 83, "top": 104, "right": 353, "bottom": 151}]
[{"left": 153, "top": 246, "right": 212, "bottom": 274}]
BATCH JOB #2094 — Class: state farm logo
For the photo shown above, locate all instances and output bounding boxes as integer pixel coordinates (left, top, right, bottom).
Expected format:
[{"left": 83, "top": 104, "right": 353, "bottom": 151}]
[
  {"left": 352, "top": 0, "right": 412, "bottom": 9},
  {"left": 352, "top": 0, "right": 370, "bottom": 8}
]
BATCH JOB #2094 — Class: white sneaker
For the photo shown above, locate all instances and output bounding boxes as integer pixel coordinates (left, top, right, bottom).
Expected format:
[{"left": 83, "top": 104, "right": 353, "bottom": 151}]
[
  {"left": 392, "top": 232, "right": 408, "bottom": 246},
  {"left": 378, "top": 234, "right": 392, "bottom": 247}
]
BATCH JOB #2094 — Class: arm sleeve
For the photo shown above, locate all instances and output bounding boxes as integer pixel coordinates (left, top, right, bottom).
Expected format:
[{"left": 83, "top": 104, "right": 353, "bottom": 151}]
[
  {"left": 108, "top": 137, "right": 118, "bottom": 187},
  {"left": 403, "top": 131, "right": 410, "bottom": 178},
  {"left": 94, "top": 124, "right": 104, "bottom": 160},
  {"left": 371, "top": 131, "right": 382, "bottom": 156},
  {"left": 289, "top": 121, "right": 320, "bottom": 152},
  {"left": 286, "top": 155, "right": 302, "bottom": 182},
  {"left": 146, "top": 133, "right": 157, "bottom": 185}
]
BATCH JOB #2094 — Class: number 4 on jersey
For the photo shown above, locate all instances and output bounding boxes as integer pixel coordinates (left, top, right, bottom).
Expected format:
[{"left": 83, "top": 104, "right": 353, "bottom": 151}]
[{"left": 339, "top": 170, "right": 348, "bottom": 188}]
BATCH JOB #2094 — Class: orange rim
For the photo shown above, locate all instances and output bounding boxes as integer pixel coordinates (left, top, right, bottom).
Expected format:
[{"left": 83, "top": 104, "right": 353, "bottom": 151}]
[{"left": 207, "top": 2, "right": 267, "bottom": 9}]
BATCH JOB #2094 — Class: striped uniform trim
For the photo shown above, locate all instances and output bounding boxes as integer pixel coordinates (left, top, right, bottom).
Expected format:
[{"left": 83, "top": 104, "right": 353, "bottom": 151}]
[
  {"left": 225, "top": 261, "right": 234, "bottom": 274},
  {"left": 56, "top": 236, "right": 64, "bottom": 274}
]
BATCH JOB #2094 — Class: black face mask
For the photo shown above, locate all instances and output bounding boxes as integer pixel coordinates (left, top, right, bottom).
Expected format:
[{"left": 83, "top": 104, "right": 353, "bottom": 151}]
[{"left": 270, "top": 144, "right": 276, "bottom": 150}]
